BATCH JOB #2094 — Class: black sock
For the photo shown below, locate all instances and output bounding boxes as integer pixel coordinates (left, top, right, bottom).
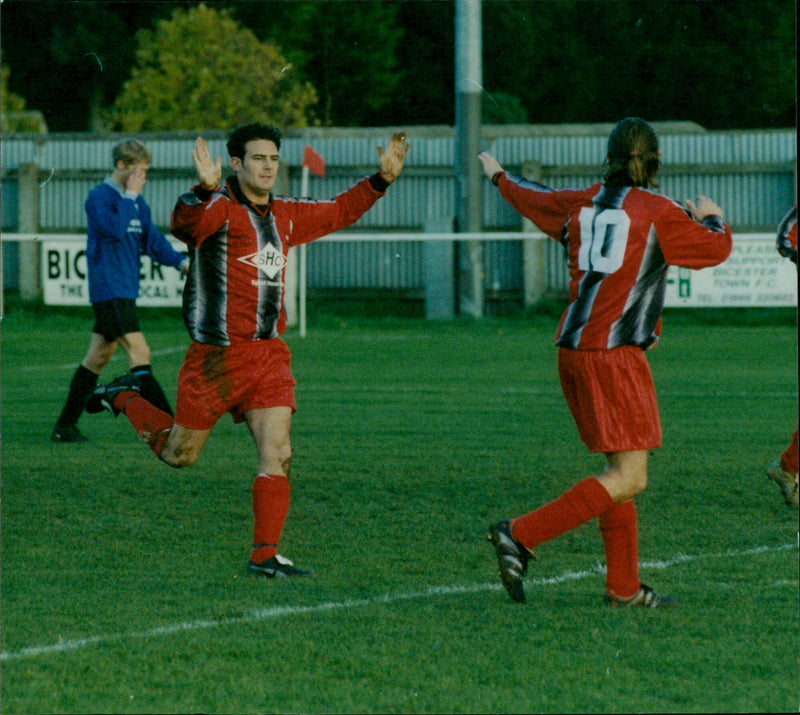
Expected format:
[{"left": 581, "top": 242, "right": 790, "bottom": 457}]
[
  {"left": 130, "top": 364, "right": 174, "bottom": 416},
  {"left": 56, "top": 365, "right": 99, "bottom": 427}
]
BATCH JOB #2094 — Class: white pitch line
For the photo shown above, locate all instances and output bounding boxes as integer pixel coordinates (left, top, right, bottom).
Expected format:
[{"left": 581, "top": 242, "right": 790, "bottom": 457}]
[
  {"left": 18, "top": 332, "right": 433, "bottom": 372},
  {"left": 1, "top": 542, "right": 795, "bottom": 663},
  {"left": 21, "top": 346, "right": 189, "bottom": 372}
]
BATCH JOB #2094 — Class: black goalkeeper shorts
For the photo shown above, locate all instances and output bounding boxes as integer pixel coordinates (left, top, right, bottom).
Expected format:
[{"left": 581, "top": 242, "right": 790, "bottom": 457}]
[{"left": 91, "top": 298, "right": 141, "bottom": 342}]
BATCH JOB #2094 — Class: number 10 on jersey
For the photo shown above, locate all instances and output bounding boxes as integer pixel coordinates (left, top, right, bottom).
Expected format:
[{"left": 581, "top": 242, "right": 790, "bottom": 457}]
[{"left": 577, "top": 207, "right": 631, "bottom": 274}]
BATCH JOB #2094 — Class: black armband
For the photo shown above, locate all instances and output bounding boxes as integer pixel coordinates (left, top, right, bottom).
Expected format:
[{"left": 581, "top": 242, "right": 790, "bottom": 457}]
[
  {"left": 702, "top": 215, "right": 725, "bottom": 232},
  {"left": 194, "top": 185, "right": 216, "bottom": 201},
  {"left": 492, "top": 171, "right": 503, "bottom": 186},
  {"left": 369, "top": 173, "right": 391, "bottom": 193}
]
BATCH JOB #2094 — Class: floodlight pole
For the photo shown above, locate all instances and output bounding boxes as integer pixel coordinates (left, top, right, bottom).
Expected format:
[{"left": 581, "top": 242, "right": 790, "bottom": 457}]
[{"left": 455, "top": 0, "right": 483, "bottom": 317}]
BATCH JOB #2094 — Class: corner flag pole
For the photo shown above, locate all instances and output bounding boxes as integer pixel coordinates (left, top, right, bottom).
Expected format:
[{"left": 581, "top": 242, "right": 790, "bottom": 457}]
[{"left": 298, "top": 145, "right": 326, "bottom": 337}]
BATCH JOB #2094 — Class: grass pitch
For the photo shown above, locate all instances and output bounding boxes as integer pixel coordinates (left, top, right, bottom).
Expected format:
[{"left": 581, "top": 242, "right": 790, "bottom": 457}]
[{"left": 1, "top": 303, "right": 797, "bottom": 713}]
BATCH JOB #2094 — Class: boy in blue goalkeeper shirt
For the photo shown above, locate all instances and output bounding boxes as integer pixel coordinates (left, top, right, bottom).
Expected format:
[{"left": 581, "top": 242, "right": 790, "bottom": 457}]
[{"left": 52, "top": 139, "right": 188, "bottom": 442}]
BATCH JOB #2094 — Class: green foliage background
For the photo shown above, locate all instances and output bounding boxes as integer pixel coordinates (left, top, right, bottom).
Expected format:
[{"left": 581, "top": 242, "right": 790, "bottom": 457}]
[
  {"left": 0, "top": 0, "right": 795, "bottom": 132},
  {"left": 104, "top": 4, "right": 318, "bottom": 131},
  {"left": 0, "top": 65, "right": 44, "bottom": 132}
]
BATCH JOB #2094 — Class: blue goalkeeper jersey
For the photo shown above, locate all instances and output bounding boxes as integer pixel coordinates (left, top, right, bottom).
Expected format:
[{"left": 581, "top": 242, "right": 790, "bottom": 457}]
[{"left": 85, "top": 177, "right": 186, "bottom": 303}]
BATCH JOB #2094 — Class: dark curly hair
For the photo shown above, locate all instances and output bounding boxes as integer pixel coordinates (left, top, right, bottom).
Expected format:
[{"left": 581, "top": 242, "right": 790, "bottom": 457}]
[
  {"left": 603, "top": 117, "right": 660, "bottom": 189},
  {"left": 226, "top": 123, "right": 283, "bottom": 160}
]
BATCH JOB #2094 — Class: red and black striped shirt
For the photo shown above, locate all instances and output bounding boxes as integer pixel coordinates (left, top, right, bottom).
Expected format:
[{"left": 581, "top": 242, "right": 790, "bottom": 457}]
[
  {"left": 496, "top": 173, "right": 732, "bottom": 350},
  {"left": 171, "top": 175, "right": 387, "bottom": 345}
]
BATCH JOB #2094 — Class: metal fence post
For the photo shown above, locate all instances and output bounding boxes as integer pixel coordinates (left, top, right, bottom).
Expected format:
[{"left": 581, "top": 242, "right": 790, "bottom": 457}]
[
  {"left": 521, "top": 161, "right": 545, "bottom": 307},
  {"left": 455, "top": 0, "right": 484, "bottom": 317},
  {"left": 17, "top": 162, "right": 41, "bottom": 301},
  {"left": 423, "top": 218, "right": 456, "bottom": 320}
]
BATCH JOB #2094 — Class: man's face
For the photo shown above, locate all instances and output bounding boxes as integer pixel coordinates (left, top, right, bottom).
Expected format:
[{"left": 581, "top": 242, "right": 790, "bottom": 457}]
[{"left": 232, "top": 139, "right": 279, "bottom": 200}]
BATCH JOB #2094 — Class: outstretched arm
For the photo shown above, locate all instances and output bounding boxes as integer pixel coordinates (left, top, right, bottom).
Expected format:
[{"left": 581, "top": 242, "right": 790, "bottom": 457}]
[
  {"left": 478, "top": 152, "right": 570, "bottom": 239},
  {"left": 287, "top": 131, "right": 410, "bottom": 246},
  {"left": 377, "top": 131, "right": 410, "bottom": 183},
  {"left": 658, "top": 196, "right": 732, "bottom": 269},
  {"left": 192, "top": 137, "right": 223, "bottom": 190}
]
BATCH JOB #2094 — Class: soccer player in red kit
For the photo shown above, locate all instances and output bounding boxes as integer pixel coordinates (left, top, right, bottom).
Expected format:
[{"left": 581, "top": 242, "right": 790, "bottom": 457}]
[
  {"left": 766, "top": 204, "right": 798, "bottom": 507},
  {"left": 87, "top": 123, "right": 409, "bottom": 577},
  {"left": 480, "top": 117, "right": 733, "bottom": 606}
]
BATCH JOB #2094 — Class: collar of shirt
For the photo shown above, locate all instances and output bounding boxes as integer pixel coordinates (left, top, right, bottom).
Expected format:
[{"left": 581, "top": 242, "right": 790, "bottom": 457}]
[{"left": 226, "top": 176, "right": 272, "bottom": 216}]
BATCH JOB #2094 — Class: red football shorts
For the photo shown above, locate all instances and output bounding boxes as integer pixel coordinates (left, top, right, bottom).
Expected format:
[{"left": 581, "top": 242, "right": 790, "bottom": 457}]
[
  {"left": 175, "top": 338, "right": 297, "bottom": 430},
  {"left": 558, "top": 345, "right": 661, "bottom": 453}
]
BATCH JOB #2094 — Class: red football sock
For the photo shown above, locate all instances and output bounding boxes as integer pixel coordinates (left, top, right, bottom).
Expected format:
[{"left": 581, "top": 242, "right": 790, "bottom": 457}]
[
  {"left": 510, "top": 476, "right": 615, "bottom": 550},
  {"left": 115, "top": 392, "right": 173, "bottom": 458},
  {"left": 599, "top": 499, "right": 640, "bottom": 600},
  {"left": 251, "top": 474, "right": 291, "bottom": 563},
  {"left": 781, "top": 428, "right": 798, "bottom": 474}
]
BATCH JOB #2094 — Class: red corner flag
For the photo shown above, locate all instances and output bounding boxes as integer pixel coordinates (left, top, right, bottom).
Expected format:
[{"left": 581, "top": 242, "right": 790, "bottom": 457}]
[{"left": 302, "top": 145, "right": 326, "bottom": 178}]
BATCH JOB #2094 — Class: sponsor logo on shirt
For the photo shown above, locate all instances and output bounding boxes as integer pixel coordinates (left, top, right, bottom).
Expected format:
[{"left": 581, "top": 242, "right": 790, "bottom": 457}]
[
  {"left": 237, "top": 242, "right": 287, "bottom": 281},
  {"left": 127, "top": 218, "right": 143, "bottom": 235}
]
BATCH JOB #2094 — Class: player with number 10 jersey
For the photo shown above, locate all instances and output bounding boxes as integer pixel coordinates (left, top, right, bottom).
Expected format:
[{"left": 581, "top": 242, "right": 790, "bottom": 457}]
[
  {"left": 481, "top": 118, "right": 732, "bottom": 608},
  {"left": 495, "top": 176, "right": 732, "bottom": 350}
]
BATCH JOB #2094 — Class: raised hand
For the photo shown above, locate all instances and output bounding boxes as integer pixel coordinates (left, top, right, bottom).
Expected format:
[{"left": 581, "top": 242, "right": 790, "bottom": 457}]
[
  {"left": 478, "top": 152, "right": 504, "bottom": 180},
  {"left": 377, "top": 131, "right": 410, "bottom": 183},
  {"left": 685, "top": 195, "right": 724, "bottom": 222},
  {"left": 192, "top": 137, "right": 222, "bottom": 190}
]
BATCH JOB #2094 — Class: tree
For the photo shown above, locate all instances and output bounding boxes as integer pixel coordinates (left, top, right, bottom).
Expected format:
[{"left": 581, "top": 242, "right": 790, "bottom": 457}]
[
  {"left": 0, "top": 0, "right": 794, "bottom": 132},
  {"left": 393, "top": 1, "right": 454, "bottom": 126},
  {"left": 104, "top": 4, "right": 317, "bottom": 131},
  {"left": 1, "top": 64, "right": 46, "bottom": 133},
  {"left": 0, "top": 1, "right": 171, "bottom": 131},
  {"left": 482, "top": 91, "right": 528, "bottom": 125},
  {"left": 230, "top": 0, "right": 404, "bottom": 127},
  {"left": 481, "top": 0, "right": 795, "bottom": 130}
]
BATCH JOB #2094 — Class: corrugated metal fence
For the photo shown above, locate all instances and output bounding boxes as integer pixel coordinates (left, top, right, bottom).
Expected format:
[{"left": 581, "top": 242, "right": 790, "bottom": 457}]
[{"left": 2, "top": 124, "right": 796, "bottom": 296}]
